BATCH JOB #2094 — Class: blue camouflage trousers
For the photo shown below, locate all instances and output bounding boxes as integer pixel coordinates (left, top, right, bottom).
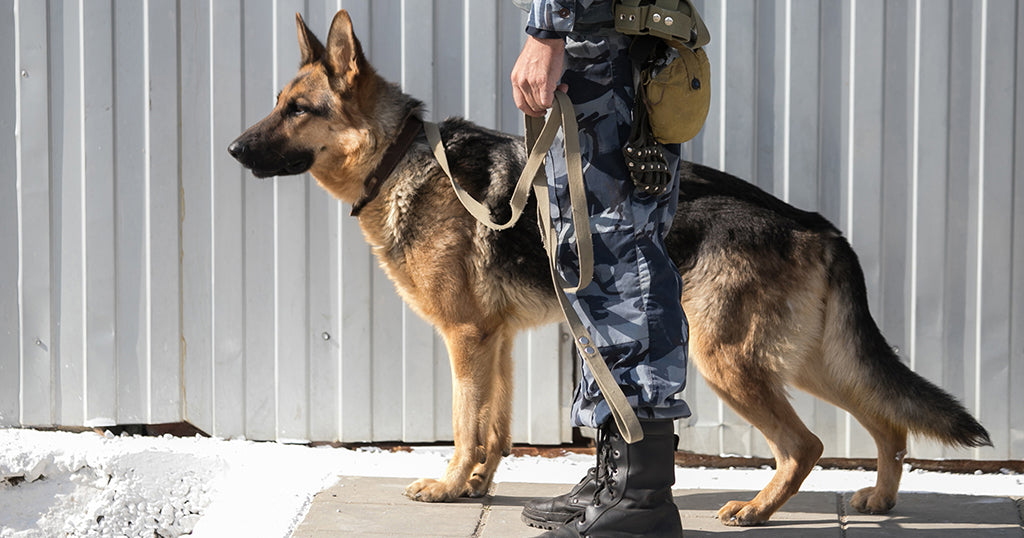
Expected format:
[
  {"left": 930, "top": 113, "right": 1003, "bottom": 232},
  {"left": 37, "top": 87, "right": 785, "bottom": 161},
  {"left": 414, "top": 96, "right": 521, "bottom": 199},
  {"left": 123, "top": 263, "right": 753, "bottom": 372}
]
[{"left": 545, "top": 28, "right": 691, "bottom": 429}]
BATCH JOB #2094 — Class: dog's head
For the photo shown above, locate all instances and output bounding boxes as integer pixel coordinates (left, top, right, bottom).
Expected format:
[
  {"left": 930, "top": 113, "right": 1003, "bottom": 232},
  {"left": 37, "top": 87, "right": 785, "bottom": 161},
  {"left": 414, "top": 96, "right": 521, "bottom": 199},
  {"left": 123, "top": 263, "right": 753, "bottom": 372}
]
[{"left": 228, "top": 11, "right": 378, "bottom": 193}]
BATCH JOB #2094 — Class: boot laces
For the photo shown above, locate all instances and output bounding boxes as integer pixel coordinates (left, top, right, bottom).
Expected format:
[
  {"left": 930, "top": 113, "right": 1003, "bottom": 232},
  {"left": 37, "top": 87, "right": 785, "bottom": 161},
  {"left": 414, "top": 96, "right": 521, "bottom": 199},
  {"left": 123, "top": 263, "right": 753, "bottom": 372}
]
[{"left": 568, "top": 424, "right": 620, "bottom": 528}]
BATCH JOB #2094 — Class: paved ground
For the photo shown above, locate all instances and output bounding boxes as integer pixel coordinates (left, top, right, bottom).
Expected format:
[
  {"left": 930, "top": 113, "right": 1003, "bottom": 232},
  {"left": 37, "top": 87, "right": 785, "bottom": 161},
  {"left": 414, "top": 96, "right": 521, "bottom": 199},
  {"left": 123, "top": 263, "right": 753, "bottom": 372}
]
[{"left": 291, "top": 476, "right": 1024, "bottom": 537}]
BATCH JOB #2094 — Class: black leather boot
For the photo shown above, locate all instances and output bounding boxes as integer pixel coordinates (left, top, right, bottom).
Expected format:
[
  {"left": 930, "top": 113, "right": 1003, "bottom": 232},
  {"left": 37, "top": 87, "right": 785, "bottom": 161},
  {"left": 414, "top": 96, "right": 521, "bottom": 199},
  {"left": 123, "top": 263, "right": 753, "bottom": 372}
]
[
  {"left": 538, "top": 419, "right": 682, "bottom": 537},
  {"left": 521, "top": 466, "right": 598, "bottom": 529}
]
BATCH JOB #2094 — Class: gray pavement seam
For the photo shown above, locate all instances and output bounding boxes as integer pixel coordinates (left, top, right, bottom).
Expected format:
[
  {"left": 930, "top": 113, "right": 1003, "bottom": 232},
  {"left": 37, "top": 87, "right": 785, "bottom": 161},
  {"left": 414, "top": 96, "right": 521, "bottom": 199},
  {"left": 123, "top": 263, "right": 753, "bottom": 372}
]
[
  {"left": 1016, "top": 497, "right": 1023, "bottom": 531},
  {"left": 837, "top": 492, "right": 849, "bottom": 537},
  {"left": 472, "top": 502, "right": 494, "bottom": 537},
  {"left": 471, "top": 483, "right": 499, "bottom": 537}
]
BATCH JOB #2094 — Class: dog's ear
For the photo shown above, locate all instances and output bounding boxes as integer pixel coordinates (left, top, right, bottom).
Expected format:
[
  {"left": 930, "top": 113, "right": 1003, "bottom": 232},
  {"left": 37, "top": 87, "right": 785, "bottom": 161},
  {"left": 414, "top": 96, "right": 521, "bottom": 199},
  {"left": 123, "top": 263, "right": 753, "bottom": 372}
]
[
  {"left": 324, "top": 10, "right": 364, "bottom": 85},
  {"left": 295, "top": 13, "right": 325, "bottom": 65}
]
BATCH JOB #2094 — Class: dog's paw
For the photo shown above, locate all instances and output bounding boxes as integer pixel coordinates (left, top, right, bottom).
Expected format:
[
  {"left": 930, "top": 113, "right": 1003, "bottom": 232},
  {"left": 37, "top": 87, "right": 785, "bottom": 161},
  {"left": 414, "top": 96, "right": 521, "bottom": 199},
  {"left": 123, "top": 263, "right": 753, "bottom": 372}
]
[
  {"left": 404, "top": 478, "right": 462, "bottom": 502},
  {"left": 850, "top": 486, "right": 896, "bottom": 514},
  {"left": 466, "top": 469, "right": 492, "bottom": 498},
  {"left": 716, "top": 500, "right": 770, "bottom": 527}
]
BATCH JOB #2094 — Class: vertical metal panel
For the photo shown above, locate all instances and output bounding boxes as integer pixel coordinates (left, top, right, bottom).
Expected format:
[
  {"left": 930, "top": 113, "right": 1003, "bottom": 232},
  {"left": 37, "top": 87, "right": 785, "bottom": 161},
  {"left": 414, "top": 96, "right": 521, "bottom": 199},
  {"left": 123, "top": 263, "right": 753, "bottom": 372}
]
[
  {"left": 112, "top": 0, "right": 147, "bottom": 425},
  {"left": 522, "top": 324, "right": 572, "bottom": 445},
  {"left": 961, "top": 0, "right": 986, "bottom": 458},
  {"left": 498, "top": 1, "right": 530, "bottom": 134},
  {"left": 688, "top": 0, "right": 755, "bottom": 458},
  {"left": 970, "top": 0, "right": 1016, "bottom": 459},
  {"left": 464, "top": 1, "right": 499, "bottom": 126},
  {"left": 398, "top": 0, "right": 439, "bottom": 443},
  {"left": 434, "top": 0, "right": 466, "bottom": 121},
  {"left": 10, "top": 1, "right": 43, "bottom": 426},
  {"left": 271, "top": 0, "right": 312, "bottom": 443},
  {"left": 146, "top": 0, "right": 184, "bottom": 424},
  {"left": 2, "top": 0, "right": 21, "bottom": 427},
  {"left": 943, "top": 0, "right": 975, "bottom": 445},
  {"left": 878, "top": 0, "right": 910, "bottom": 362},
  {"left": 54, "top": 0, "right": 86, "bottom": 428},
  {"left": 332, "top": 0, "right": 375, "bottom": 445},
  {"left": 3, "top": 0, "right": 1020, "bottom": 458},
  {"left": 908, "top": 0, "right": 953, "bottom": 460},
  {"left": 304, "top": 0, "right": 340, "bottom": 445},
  {"left": 815, "top": 0, "right": 845, "bottom": 454},
  {"left": 81, "top": 0, "right": 118, "bottom": 427},
  {"left": 16, "top": 0, "right": 54, "bottom": 428},
  {"left": 240, "top": 1, "right": 277, "bottom": 442},
  {"left": 1011, "top": 0, "right": 1024, "bottom": 462},
  {"left": 367, "top": 0, "right": 405, "bottom": 444},
  {"left": 210, "top": 0, "right": 246, "bottom": 438},
  {"left": 179, "top": 0, "right": 214, "bottom": 434},
  {"left": 299, "top": 0, "right": 350, "bottom": 447}
]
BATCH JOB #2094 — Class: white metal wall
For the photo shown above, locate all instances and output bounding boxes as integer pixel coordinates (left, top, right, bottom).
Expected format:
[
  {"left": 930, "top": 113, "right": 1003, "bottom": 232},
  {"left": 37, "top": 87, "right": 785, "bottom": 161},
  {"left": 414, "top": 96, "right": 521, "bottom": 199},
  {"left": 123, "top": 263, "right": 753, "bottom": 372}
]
[
  {"left": 3, "top": 0, "right": 1022, "bottom": 460},
  {"left": 2, "top": 0, "right": 571, "bottom": 446}
]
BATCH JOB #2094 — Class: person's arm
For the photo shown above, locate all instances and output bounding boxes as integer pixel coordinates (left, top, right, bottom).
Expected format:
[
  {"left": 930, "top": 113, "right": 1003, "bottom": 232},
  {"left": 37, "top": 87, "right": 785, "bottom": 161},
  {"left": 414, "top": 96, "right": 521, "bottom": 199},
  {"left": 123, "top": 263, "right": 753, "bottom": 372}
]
[
  {"left": 512, "top": 0, "right": 580, "bottom": 116},
  {"left": 511, "top": 36, "right": 567, "bottom": 117}
]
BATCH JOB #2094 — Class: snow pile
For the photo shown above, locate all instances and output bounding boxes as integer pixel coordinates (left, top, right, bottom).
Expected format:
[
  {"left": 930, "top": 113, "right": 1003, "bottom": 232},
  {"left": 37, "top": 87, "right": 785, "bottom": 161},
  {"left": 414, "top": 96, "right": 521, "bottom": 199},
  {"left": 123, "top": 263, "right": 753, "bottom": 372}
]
[
  {"left": 1, "top": 431, "right": 216, "bottom": 538},
  {"left": 0, "top": 428, "right": 1021, "bottom": 538},
  {"left": 0, "top": 429, "right": 463, "bottom": 538}
]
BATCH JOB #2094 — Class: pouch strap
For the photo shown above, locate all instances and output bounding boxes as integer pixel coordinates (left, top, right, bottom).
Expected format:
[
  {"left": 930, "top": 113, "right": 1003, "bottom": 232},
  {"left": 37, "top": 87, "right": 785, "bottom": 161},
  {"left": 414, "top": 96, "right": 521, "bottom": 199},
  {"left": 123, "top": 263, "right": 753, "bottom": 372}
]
[{"left": 426, "top": 92, "right": 644, "bottom": 443}]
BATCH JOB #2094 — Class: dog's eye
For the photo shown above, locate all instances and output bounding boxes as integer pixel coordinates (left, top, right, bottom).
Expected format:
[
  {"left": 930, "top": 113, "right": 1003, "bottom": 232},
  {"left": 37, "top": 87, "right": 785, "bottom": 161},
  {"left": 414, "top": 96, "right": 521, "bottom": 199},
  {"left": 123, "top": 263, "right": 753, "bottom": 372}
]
[{"left": 289, "top": 102, "right": 310, "bottom": 117}]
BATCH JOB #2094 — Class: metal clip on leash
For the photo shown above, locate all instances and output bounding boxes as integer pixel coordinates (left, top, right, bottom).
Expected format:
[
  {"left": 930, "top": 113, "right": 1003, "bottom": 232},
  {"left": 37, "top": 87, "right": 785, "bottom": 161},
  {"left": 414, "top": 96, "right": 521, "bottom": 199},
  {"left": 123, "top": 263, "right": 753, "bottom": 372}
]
[{"left": 425, "top": 92, "right": 644, "bottom": 444}]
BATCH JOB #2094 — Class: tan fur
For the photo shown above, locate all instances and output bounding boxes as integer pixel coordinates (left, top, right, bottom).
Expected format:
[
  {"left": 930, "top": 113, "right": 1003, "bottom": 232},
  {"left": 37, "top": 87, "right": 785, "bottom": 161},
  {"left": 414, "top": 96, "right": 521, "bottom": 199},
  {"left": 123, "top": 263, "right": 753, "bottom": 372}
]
[{"left": 229, "top": 10, "right": 988, "bottom": 526}]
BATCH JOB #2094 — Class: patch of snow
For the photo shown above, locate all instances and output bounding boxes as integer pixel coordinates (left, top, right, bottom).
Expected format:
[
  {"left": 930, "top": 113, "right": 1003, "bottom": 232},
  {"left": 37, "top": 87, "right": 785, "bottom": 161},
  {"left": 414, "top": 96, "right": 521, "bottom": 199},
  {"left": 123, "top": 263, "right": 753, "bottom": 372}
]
[
  {"left": 1, "top": 431, "right": 216, "bottom": 538},
  {"left": 0, "top": 429, "right": 1020, "bottom": 538}
]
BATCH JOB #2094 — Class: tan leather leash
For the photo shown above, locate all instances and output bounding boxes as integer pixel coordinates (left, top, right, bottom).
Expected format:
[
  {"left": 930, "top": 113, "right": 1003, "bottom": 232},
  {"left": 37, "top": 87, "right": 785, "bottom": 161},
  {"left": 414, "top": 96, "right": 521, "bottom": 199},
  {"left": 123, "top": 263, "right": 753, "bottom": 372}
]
[{"left": 424, "top": 92, "right": 644, "bottom": 443}]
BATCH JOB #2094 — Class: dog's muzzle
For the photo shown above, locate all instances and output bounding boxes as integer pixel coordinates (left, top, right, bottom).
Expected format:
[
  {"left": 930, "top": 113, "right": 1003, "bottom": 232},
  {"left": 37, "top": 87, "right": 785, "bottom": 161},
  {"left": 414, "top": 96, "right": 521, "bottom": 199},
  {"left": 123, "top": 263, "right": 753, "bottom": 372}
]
[{"left": 227, "top": 139, "right": 314, "bottom": 178}]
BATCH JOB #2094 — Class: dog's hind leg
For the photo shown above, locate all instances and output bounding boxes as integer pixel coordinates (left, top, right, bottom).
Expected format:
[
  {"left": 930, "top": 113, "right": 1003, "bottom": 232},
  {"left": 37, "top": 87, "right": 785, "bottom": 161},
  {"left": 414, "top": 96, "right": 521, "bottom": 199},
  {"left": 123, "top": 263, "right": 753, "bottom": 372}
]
[
  {"left": 795, "top": 369, "right": 908, "bottom": 514},
  {"left": 467, "top": 330, "right": 516, "bottom": 497},
  {"left": 405, "top": 323, "right": 499, "bottom": 502},
  {"left": 691, "top": 342, "right": 824, "bottom": 526},
  {"left": 849, "top": 416, "right": 907, "bottom": 513},
  {"left": 794, "top": 359, "right": 907, "bottom": 514},
  {"left": 716, "top": 390, "right": 823, "bottom": 525}
]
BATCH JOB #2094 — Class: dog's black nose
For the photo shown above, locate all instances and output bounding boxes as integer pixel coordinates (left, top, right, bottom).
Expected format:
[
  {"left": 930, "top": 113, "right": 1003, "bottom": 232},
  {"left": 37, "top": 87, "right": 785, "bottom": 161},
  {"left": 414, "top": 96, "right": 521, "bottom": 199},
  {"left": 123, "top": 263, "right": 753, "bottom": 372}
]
[{"left": 227, "top": 140, "right": 247, "bottom": 159}]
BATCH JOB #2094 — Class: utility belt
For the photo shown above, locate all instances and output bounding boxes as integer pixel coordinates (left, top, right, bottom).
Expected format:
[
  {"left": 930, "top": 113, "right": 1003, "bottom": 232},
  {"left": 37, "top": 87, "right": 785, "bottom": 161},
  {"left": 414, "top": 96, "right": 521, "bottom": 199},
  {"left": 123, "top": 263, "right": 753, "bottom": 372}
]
[{"left": 614, "top": 0, "right": 711, "bottom": 195}]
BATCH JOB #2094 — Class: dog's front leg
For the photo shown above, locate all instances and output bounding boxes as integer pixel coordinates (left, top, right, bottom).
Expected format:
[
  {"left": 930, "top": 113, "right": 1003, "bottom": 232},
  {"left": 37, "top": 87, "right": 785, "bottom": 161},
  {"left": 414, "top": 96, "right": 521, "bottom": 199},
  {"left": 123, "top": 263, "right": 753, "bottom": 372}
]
[
  {"left": 405, "top": 324, "right": 493, "bottom": 502},
  {"left": 467, "top": 330, "right": 516, "bottom": 496}
]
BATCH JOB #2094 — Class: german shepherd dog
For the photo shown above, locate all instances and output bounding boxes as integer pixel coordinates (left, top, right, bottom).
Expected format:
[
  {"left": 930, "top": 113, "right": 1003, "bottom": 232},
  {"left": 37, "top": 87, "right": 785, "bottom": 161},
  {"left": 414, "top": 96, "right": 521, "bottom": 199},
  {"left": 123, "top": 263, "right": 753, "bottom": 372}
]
[{"left": 228, "top": 11, "right": 991, "bottom": 526}]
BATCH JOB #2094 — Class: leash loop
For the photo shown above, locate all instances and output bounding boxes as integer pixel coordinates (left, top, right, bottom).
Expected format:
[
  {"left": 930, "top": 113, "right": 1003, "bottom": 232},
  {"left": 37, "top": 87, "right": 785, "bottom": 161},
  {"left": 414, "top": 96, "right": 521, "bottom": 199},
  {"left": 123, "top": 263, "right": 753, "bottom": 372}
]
[{"left": 425, "top": 92, "right": 644, "bottom": 444}]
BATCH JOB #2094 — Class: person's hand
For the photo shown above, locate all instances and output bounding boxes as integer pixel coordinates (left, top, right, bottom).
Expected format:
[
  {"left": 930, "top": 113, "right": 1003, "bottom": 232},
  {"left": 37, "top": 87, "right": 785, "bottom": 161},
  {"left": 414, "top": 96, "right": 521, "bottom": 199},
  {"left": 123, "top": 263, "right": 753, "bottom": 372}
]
[{"left": 511, "top": 36, "right": 569, "bottom": 117}]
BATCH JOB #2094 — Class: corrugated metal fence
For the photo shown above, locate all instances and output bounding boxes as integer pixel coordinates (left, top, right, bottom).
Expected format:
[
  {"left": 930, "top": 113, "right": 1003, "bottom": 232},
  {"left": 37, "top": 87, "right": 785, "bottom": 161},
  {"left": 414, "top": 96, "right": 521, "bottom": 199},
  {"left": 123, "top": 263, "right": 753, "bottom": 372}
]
[{"left": 2, "top": 0, "right": 1021, "bottom": 460}]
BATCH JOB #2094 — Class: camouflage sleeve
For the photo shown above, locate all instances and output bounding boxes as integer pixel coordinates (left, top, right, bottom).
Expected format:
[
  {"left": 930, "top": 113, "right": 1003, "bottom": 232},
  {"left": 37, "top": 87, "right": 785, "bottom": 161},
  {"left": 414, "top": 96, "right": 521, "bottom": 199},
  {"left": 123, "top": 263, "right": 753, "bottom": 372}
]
[{"left": 524, "top": 0, "right": 594, "bottom": 39}]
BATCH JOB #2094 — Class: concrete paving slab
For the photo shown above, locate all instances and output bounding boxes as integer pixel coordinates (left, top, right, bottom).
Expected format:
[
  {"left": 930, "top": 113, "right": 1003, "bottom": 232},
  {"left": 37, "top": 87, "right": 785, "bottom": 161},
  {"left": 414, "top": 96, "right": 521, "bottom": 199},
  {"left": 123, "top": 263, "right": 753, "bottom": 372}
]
[
  {"left": 465, "top": 484, "right": 843, "bottom": 537},
  {"left": 843, "top": 492, "right": 1024, "bottom": 537},
  {"left": 290, "top": 477, "right": 485, "bottom": 537},
  {"left": 677, "top": 490, "right": 841, "bottom": 536},
  {"left": 479, "top": 482, "right": 568, "bottom": 538},
  {"left": 290, "top": 477, "right": 1024, "bottom": 537}
]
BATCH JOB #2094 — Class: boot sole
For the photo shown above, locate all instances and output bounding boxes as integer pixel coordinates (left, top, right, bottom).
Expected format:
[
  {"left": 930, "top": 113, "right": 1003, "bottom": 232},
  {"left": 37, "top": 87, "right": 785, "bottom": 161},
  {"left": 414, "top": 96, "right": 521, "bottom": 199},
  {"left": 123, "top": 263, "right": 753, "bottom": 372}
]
[{"left": 520, "top": 512, "right": 565, "bottom": 530}]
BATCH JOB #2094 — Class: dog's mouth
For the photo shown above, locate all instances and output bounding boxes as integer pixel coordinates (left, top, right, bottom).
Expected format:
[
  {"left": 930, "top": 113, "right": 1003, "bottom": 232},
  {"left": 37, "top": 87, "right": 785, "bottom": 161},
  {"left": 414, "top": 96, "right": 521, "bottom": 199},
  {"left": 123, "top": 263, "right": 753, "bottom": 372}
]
[
  {"left": 247, "top": 154, "right": 315, "bottom": 178},
  {"left": 228, "top": 137, "right": 316, "bottom": 178}
]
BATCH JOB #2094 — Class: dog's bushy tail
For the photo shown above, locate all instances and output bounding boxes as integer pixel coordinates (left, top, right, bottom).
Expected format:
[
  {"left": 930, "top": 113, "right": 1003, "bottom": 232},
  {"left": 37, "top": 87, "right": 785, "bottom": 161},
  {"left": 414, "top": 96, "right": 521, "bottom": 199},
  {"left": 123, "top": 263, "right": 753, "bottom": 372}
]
[{"left": 825, "top": 237, "right": 992, "bottom": 449}]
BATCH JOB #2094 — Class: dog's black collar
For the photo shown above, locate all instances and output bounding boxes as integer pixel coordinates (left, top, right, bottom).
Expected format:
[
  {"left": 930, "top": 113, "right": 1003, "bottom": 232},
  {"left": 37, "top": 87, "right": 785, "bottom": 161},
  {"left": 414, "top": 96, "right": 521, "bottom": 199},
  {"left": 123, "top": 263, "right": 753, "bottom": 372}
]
[{"left": 350, "top": 113, "right": 424, "bottom": 217}]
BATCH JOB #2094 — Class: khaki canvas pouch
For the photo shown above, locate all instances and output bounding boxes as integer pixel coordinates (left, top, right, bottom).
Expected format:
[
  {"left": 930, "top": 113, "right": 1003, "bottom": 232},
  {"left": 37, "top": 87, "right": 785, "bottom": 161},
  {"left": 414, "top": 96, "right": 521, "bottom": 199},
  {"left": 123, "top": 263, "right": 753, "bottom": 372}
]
[{"left": 614, "top": 0, "right": 711, "bottom": 143}]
